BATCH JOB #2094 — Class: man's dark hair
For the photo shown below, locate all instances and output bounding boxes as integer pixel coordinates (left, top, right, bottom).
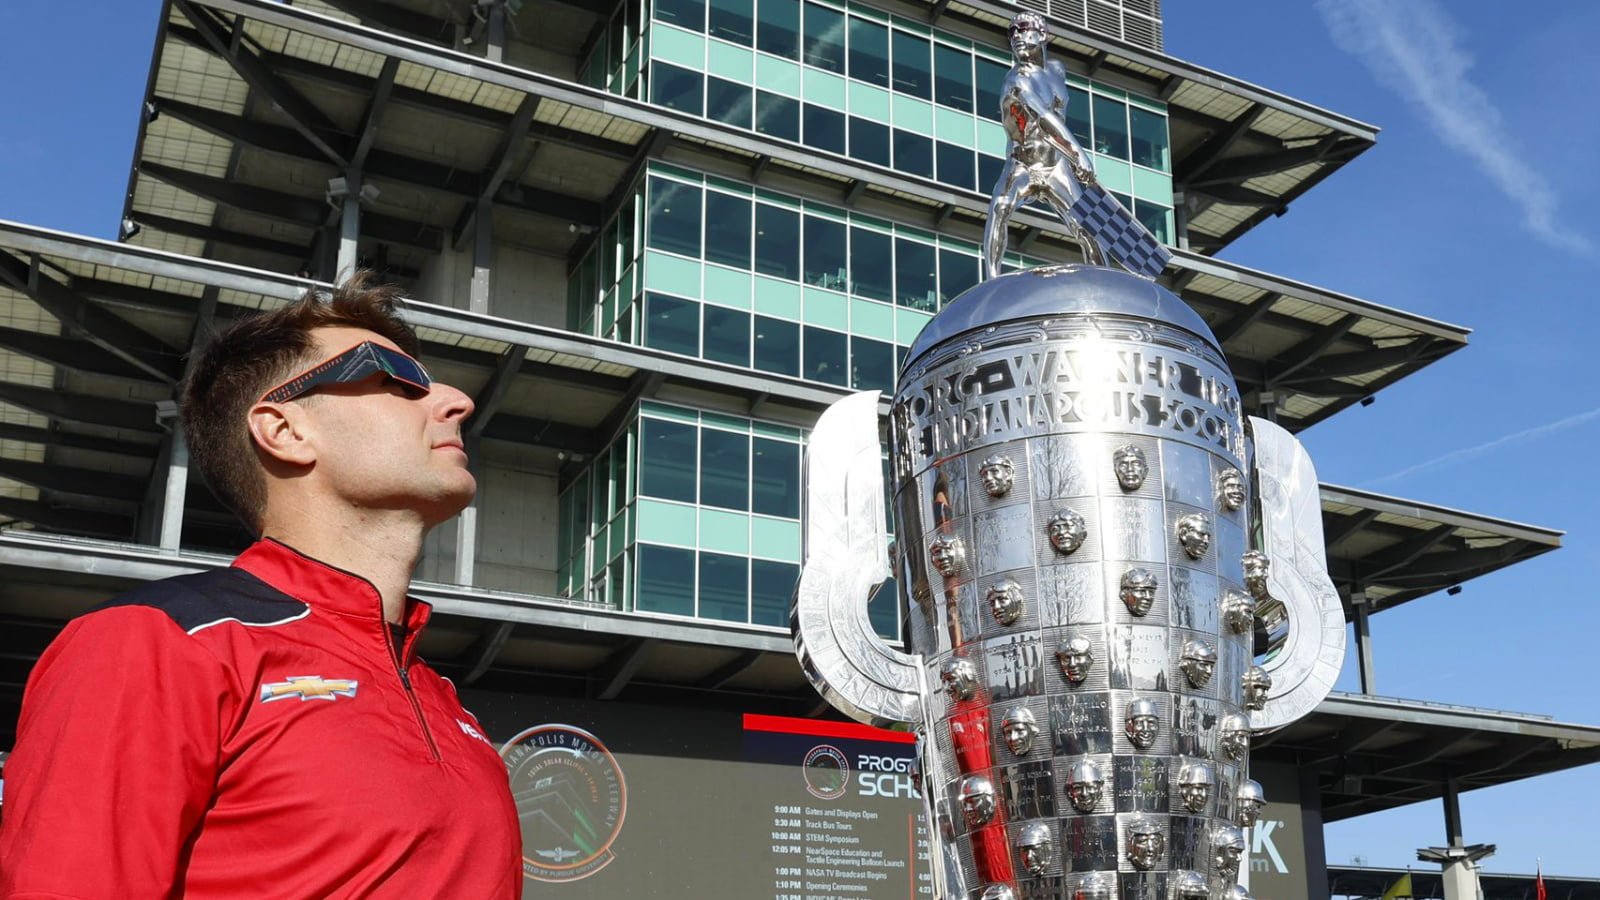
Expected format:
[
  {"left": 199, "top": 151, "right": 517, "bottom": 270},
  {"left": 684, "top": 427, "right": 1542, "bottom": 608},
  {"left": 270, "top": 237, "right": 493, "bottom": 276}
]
[{"left": 181, "top": 272, "right": 421, "bottom": 534}]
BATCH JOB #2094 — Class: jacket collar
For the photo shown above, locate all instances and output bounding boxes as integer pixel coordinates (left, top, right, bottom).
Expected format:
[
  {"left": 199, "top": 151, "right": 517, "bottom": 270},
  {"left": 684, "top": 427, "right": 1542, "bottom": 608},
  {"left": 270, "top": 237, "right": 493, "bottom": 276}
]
[{"left": 233, "top": 538, "right": 432, "bottom": 632}]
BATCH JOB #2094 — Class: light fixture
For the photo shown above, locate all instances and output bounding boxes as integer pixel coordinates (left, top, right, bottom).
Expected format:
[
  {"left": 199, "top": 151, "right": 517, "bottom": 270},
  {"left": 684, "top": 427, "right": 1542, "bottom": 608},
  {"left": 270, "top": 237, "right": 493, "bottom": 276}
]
[
  {"left": 1360, "top": 396, "right": 1376, "bottom": 407},
  {"left": 326, "top": 176, "right": 379, "bottom": 207},
  {"left": 144, "top": 100, "right": 160, "bottom": 123},
  {"left": 119, "top": 217, "right": 141, "bottom": 241},
  {"left": 1446, "top": 584, "right": 1462, "bottom": 596}
]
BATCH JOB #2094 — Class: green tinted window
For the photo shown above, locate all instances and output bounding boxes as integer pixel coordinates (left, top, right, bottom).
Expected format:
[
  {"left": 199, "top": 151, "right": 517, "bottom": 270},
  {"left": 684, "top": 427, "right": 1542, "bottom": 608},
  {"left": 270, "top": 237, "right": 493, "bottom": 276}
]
[
  {"left": 890, "top": 31, "right": 930, "bottom": 99},
  {"left": 706, "top": 77, "right": 752, "bottom": 129},
  {"left": 754, "top": 315, "right": 800, "bottom": 376},
  {"left": 847, "top": 17, "right": 889, "bottom": 87},
  {"left": 644, "top": 292, "right": 700, "bottom": 356},
  {"left": 893, "top": 129, "right": 933, "bottom": 179},
  {"left": 752, "top": 438, "right": 800, "bottom": 518},
  {"left": 802, "top": 104, "right": 846, "bottom": 154},
  {"left": 975, "top": 57, "right": 1006, "bottom": 122},
  {"left": 638, "top": 544, "right": 695, "bottom": 615},
  {"left": 704, "top": 305, "right": 752, "bottom": 367},
  {"left": 651, "top": 62, "right": 704, "bottom": 116},
  {"left": 850, "top": 226, "right": 893, "bottom": 303},
  {"left": 754, "top": 203, "right": 800, "bottom": 279},
  {"left": 1129, "top": 105, "right": 1169, "bottom": 172},
  {"left": 803, "top": 326, "right": 848, "bottom": 386},
  {"left": 849, "top": 117, "right": 891, "bottom": 167},
  {"left": 709, "top": 0, "right": 753, "bottom": 45},
  {"left": 895, "top": 238, "right": 937, "bottom": 310},
  {"left": 933, "top": 43, "right": 972, "bottom": 112},
  {"left": 647, "top": 177, "right": 703, "bottom": 257},
  {"left": 851, "top": 336, "right": 895, "bottom": 392},
  {"left": 803, "top": 215, "right": 847, "bottom": 289},
  {"left": 654, "top": 0, "right": 706, "bottom": 30},
  {"left": 705, "top": 191, "right": 752, "bottom": 269},
  {"left": 700, "top": 428, "right": 750, "bottom": 510},
  {"left": 640, "top": 418, "right": 697, "bottom": 502},
  {"left": 802, "top": 2, "right": 845, "bottom": 73},
  {"left": 756, "top": 0, "right": 800, "bottom": 58},
  {"left": 1092, "top": 94, "right": 1129, "bottom": 159},
  {"left": 699, "top": 552, "right": 749, "bottom": 622},
  {"left": 755, "top": 90, "right": 800, "bottom": 141},
  {"left": 751, "top": 559, "right": 799, "bottom": 626}
]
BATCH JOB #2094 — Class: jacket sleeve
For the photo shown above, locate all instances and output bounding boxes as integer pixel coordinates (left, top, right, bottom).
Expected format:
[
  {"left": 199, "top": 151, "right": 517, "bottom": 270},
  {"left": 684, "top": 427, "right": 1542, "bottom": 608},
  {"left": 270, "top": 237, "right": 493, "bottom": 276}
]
[{"left": 0, "top": 605, "right": 238, "bottom": 898}]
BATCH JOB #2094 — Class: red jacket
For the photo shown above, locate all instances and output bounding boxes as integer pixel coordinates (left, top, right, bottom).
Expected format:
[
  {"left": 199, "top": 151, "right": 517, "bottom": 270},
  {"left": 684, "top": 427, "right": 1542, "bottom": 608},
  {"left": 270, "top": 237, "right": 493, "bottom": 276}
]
[{"left": 0, "top": 539, "right": 522, "bottom": 898}]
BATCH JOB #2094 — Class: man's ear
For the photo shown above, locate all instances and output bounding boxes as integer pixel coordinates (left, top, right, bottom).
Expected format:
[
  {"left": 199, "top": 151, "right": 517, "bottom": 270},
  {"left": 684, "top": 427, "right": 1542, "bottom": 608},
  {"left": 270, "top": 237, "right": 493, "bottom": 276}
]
[{"left": 246, "top": 401, "right": 317, "bottom": 467}]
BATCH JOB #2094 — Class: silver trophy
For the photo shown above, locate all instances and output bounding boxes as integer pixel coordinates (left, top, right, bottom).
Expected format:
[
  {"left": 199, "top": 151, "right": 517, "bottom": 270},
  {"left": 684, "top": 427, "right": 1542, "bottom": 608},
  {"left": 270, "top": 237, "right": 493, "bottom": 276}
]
[{"left": 791, "top": 14, "right": 1343, "bottom": 899}]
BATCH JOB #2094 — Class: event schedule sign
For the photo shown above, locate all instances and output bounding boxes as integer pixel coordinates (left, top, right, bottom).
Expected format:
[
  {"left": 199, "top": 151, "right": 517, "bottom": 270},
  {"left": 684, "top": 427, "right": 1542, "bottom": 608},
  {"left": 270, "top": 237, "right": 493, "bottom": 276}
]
[{"left": 458, "top": 693, "right": 930, "bottom": 899}]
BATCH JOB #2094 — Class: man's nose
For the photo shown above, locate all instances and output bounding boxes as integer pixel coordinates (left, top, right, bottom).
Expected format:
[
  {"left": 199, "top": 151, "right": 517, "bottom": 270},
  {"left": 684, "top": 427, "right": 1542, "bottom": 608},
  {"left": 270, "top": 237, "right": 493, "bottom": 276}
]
[{"left": 433, "top": 382, "right": 475, "bottom": 422}]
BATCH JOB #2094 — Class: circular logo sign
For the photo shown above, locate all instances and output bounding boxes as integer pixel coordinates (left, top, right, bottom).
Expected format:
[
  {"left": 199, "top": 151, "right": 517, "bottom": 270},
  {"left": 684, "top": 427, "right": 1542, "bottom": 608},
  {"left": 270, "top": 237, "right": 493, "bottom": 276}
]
[
  {"left": 501, "top": 724, "right": 628, "bottom": 883},
  {"left": 802, "top": 744, "right": 850, "bottom": 800}
]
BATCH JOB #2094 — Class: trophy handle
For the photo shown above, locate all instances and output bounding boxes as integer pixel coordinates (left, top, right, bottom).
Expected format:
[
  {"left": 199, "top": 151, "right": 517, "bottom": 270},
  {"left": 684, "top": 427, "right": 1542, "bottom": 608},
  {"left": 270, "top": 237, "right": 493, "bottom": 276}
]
[
  {"left": 1246, "top": 416, "right": 1347, "bottom": 732},
  {"left": 791, "top": 391, "right": 925, "bottom": 730}
]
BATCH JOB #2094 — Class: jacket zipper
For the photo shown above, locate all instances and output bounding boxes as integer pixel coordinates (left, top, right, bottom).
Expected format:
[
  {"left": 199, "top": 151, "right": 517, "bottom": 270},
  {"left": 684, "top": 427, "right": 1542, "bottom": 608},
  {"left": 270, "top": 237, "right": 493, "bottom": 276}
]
[{"left": 386, "top": 625, "right": 442, "bottom": 762}]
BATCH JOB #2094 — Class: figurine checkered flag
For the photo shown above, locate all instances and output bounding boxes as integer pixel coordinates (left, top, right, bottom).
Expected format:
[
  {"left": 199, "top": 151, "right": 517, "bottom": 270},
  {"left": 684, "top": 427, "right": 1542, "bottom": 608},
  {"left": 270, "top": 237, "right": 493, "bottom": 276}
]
[{"left": 1069, "top": 182, "right": 1173, "bottom": 279}]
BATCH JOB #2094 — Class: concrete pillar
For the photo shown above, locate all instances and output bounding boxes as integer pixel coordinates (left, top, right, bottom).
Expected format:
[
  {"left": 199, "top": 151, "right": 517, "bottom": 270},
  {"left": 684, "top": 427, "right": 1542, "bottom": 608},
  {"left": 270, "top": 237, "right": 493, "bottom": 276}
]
[
  {"left": 471, "top": 200, "right": 493, "bottom": 315},
  {"left": 453, "top": 438, "right": 481, "bottom": 586},
  {"left": 1439, "top": 860, "right": 1480, "bottom": 900},
  {"left": 160, "top": 429, "right": 190, "bottom": 552}
]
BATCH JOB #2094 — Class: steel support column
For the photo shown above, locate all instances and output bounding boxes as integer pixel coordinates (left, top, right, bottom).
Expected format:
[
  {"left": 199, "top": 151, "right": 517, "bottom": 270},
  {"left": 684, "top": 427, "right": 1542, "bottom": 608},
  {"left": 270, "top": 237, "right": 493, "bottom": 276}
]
[
  {"left": 1443, "top": 776, "right": 1464, "bottom": 848},
  {"left": 1352, "top": 589, "right": 1376, "bottom": 694},
  {"left": 470, "top": 200, "right": 492, "bottom": 315},
  {"left": 337, "top": 171, "right": 363, "bottom": 279}
]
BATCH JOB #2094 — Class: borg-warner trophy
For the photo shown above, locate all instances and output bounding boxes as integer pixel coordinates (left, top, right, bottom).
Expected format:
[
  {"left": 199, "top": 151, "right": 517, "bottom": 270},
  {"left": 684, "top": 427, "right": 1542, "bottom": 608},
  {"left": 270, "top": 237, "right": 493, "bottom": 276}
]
[{"left": 791, "top": 13, "right": 1344, "bottom": 900}]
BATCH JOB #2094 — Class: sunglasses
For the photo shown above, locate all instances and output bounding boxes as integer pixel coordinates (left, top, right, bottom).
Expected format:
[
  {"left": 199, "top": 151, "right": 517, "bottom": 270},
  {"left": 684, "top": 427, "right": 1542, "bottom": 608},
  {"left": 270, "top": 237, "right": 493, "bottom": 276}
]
[{"left": 260, "top": 341, "right": 432, "bottom": 404}]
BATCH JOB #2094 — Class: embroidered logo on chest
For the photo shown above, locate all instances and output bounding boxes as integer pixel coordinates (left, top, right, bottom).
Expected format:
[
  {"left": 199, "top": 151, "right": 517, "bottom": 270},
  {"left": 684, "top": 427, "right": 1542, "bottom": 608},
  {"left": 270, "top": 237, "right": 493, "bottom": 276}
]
[
  {"left": 260, "top": 675, "right": 359, "bottom": 702},
  {"left": 458, "top": 718, "right": 492, "bottom": 746}
]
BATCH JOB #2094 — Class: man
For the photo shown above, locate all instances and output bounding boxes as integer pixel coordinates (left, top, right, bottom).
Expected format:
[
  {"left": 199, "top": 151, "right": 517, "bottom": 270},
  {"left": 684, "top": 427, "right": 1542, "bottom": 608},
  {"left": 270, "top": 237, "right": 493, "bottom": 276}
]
[
  {"left": 0, "top": 276, "right": 521, "bottom": 896},
  {"left": 982, "top": 11, "right": 1108, "bottom": 278}
]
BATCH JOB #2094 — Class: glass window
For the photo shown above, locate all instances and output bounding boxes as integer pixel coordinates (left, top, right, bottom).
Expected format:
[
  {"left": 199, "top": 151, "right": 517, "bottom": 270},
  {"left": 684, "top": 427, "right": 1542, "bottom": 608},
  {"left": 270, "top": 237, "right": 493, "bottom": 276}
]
[
  {"left": 974, "top": 57, "right": 1007, "bottom": 121},
  {"left": 608, "top": 10, "right": 626, "bottom": 71},
  {"left": 851, "top": 336, "right": 894, "bottom": 392},
  {"left": 895, "top": 238, "right": 938, "bottom": 311},
  {"left": 1112, "top": 191, "right": 1134, "bottom": 212},
  {"left": 637, "top": 544, "right": 695, "bottom": 616},
  {"left": 1092, "top": 94, "right": 1129, "bottom": 159},
  {"left": 755, "top": 91, "right": 800, "bottom": 142},
  {"left": 646, "top": 177, "right": 702, "bottom": 257},
  {"left": 756, "top": 0, "right": 800, "bottom": 59},
  {"left": 850, "top": 226, "right": 893, "bottom": 303},
  {"left": 644, "top": 293, "right": 700, "bottom": 356},
  {"left": 893, "top": 129, "right": 933, "bottom": 179},
  {"left": 802, "top": 215, "right": 847, "bottom": 289},
  {"left": 933, "top": 43, "right": 973, "bottom": 112},
  {"left": 705, "top": 191, "right": 752, "bottom": 269},
  {"left": 591, "top": 448, "right": 611, "bottom": 517},
  {"left": 618, "top": 195, "right": 638, "bottom": 274},
  {"left": 849, "top": 117, "right": 891, "bottom": 167},
  {"left": 650, "top": 62, "right": 704, "bottom": 116},
  {"left": 935, "top": 141, "right": 974, "bottom": 191},
  {"left": 709, "top": 0, "right": 753, "bottom": 45},
  {"left": 802, "top": 104, "right": 846, "bottom": 155},
  {"left": 1134, "top": 199, "right": 1172, "bottom": 246},
  {"left": 752, "top": 438, "right": 799, "bottom": 518},
  {"left": 802, "top": 2, "right": 844, "bottom": 74},
  {"left": 700, "top": 428, "right": 750, "bottom": 510},
  {"left": 847, "top": 17, "right": 889, "bottom": 87},
  {"left": 754, "top": 315, "right": 800, "bottom": 376},
  {"left": 640, "top": 417, "right": 697, "bottom": 502},
  {"left": 977, "top": 153, "right": 1004, "bottom": 197},
  {"left": 699, "top": 552, "right": 749, "bottom": 622},
  {"left": 867, "top": 576, "right": 898, "bottom": 640},
  {"left": 1066, "top": 91, "right": 1092, "bottom": 148},
  {"left": 654, "top": 0, "right": 706, "bottom": 31},
  {"left": 804, "top": 326, "right": 848, "bottom": 386},
  {"left": 890, "top": 31, "right": 930, "bottom": 99},
  {"left": 600, "top": 220, "right": 619, "bottom": 290},
  {"left": 1129, "top": 106, "right": 1169, "bottom": 172},
  {"left": 938, "top": 247, "right": 979, "bottom": 305},
  {"left": 751, "top": 559, "right": 799, "bottom": 627},
  {"left": 706, "top": 77, "right": 752, "bottom": 129},
  {"left": 704, "top": 306, "right": 751, "bottom": 366},
  {"left": 754, "top": 203, "right": 800, "bottom": 279}
]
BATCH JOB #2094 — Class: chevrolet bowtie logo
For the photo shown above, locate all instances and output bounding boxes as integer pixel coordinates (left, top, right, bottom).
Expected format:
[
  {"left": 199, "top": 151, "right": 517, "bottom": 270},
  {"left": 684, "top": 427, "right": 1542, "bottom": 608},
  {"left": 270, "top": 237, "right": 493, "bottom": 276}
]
[{"left": 260, "top": 675, "right": 359, "bottom": 703}]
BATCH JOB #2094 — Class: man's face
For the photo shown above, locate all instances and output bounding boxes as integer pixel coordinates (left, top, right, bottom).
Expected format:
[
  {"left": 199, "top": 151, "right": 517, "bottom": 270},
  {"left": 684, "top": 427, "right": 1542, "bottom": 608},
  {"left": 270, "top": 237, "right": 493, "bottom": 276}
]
[
  {"left": 930, "top": 537, "right": 963, "bottom": 577},
  {"left": 1181, "top": 645, "right": 1216, "bottom": 688},
  {"left": 1120, "top": 571, "right": 1156, "bottom": 616},
  {"left": 959, "top": 778, "right": 995, "bottom": 826},
  {"left": 1214, "top": 831, "right": 1245, "bottom": 875},
  {"left": 1222, "top": 591, "right": 1254, "bottom": 633},
  {"left": 1237, "top": 794, "right": 1265, "bottom": 828},
  {"left": 988, "top": 581, "right": 1023, "bottom": 625},
  {"left": 1179, "top": 777, "right": 1210, "bottom": 812},
  {"left": 1127, "top": 714, "right": 1158, "bottom": 748},
  {"left": 1220, "top": 718, "right": 1250, "bottom": 759},
  {"left": 1047, "top": 511, "right": 1086, "bottom": 554},
  {"left": 1177, "top": 514, "right": 1211, "bottom": 559},
  {"left": 1057, "top": 639, "right": 1093, "bottom": 683},
  {"left": 1067, "top": 775, "right": 1102, "bottom": 812},
  {"left": 1019, "top": 835, "right": 1052, "bottom": 875},
  {"left": 1219, "top": 469, "right": 1246, "bottom": 510},
  {"left": 282, "top": 326, "right": 475, "bottom": 527},
  {"left": 1127, "top": 829, "right": 1162, "bottom": 869},
  {"left": 979, "top": 457, "right": 1013, "bottom": 497},
  {"left": 1009, "top": 22, "right": 1046, "bottom": 60},
  {"left": 1002, "top": 713, "right": 1036, "bottom": 755},
  {"left": 941, "top": 657, "right": 977, "bottom": 701},
  {"left": 1113, "top": 447, "right": 1147, "bottom": 491}
]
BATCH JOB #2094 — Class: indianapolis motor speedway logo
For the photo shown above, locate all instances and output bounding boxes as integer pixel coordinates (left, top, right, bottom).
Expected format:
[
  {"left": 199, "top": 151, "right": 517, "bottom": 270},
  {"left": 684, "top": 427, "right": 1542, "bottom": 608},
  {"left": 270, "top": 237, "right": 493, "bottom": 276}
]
[{"left": 501, "top": 724, "right": 628, "bottom": 883}]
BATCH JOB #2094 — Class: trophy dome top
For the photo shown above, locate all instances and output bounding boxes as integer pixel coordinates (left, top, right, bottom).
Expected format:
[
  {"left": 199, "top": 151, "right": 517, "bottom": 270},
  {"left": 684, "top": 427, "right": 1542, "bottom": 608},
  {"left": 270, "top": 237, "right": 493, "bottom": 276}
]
[{"left": 902, "top": 265, "right": 1219, "bottom": 373}]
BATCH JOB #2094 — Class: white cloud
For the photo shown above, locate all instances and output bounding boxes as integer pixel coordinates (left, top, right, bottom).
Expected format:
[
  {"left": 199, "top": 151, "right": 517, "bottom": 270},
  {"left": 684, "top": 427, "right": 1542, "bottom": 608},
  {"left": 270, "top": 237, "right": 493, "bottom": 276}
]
[
  {"left": 1364, "top": 405, "right": 1600, "bottom": 487},
  {"left": 1316, "top": 0, "right": 1594, "bottom": 256}
]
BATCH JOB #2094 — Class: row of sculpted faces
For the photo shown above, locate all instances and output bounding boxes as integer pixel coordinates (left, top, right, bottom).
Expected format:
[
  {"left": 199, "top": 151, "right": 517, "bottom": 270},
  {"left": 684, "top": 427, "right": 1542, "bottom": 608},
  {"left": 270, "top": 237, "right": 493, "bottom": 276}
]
[
  {"left": 929, "top": 506, "right": 1219, "bottom": 580},
  {"left": 956, "top": 775, "right": 1255, "bottom": 876},
  {"left": 996, "top": 705, "right": 1253, "bottom": 763},
  {"left": 980, "top": 876, "right": 1252, "bottom": 900},
  {"left": 976, "top": 446, "right": 1248, "bottom": 509}
]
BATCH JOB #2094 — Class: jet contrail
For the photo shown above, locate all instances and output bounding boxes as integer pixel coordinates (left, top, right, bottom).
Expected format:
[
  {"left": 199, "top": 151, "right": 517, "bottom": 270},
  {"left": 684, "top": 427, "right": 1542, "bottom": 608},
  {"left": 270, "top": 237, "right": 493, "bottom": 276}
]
[
  {"left": 1364, "top": 406, "right": 1600, "bottom": 487},
  {"left": 1316, "top": 0, "right": 1594, "bottom": 257}
]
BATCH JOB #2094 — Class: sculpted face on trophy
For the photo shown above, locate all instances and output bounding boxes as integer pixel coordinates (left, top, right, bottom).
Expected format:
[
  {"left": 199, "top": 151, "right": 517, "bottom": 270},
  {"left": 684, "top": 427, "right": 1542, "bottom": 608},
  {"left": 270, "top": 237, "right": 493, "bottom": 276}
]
[
  {"left": 1235, "top": 779, "right": 1266, "bottom": 828},
  {"left": 1180, "top": 640, "right": 1218, "bottom": 688},
  {"left": 1074, "top": 877, "right": 1113, "bottom": 900},
  {"left": 1177, "top": 513, "right": 1212, "bottom": 560},
  {"left": 1126, "top": 818, "right": 1165, "bottom": 870},
  {"left": 931, "top": 536, "right": 966, "bottom": 578},
  {"left": 1056, "top": 635, "right": 1094, "bottom": 684},
  {"left": 1018, "top": 822, "right": 1054, "bottom": 876},
  {"left": 1242, "top": 550, "right": 1270, "bottom": 600},
  {"left": 989, "top": 579, "right": 1025, "bottom": 626},
  {"left": 1178, "top": 761, "right": 1215, "bottom": 813},
  {"left": 1047, "top": 508, "right": 1088, "bottom": 555},
  {"left": 942, "top": 657, "right": 979, "bottom": 701},
  {"left": 961, "top": 775, "right": 998, "bottom": 827},
  {"left": 1217, "top": 468, "right": 1246, "bottom": 511},
  {"left": 1002, "top": 705, "right": 1039, "bottom": 756},
  {"left": 981, "top": 886, "right": 1017, "bottom": 900},
  {"left": 1125, "top": 698, "right": 1160, "bottom": 749},
  {"left": 1175, "top": 870, "right": 1209, "bottom": 900},
  {"left": 1120, "top": 567, "right": 1158, "bottom": 616},
  {"left": 1226, "top": 886, "right": 1252, "bottom": 900},
  {"left": 1221, "top": 590, "right": 1254, "bottom": 634},
  {"left": 1219, "top": 713, "right": 1251, "bottom": 761},
  {"left": 1212, "top": 825, "right": 1246, "bottom": 879},
  {"left": 980, "top": 454, "right": 1015, "bottom": 498},
  {"left": 1113, "top": 445, "right": 1148, "bottom": 492},
  {"left": 1242, "top": 666, "right": 1272, "bottom": 711},
  {"left": 1066, "top": 758, "right": 1106, "bottom": 813}
]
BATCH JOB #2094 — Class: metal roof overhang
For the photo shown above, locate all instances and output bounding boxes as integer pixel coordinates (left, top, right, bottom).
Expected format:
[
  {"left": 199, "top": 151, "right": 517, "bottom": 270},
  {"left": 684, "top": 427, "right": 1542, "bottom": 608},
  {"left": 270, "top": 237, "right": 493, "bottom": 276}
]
[
  {"left": 1321, "top": 485, "right": 1563, "bottom": 616},
  {"left": 1255, "top": 692, "right": 1600, "bottom": 822},
  {"left": 1328, "top": 866, "right": 1600, "bottom": 900},
  {"left": 308, "top": 0, "right": 1382, "bottom": 255},
  {"left": 121, "top": 0, "right": 1461, "bottom": 434}
]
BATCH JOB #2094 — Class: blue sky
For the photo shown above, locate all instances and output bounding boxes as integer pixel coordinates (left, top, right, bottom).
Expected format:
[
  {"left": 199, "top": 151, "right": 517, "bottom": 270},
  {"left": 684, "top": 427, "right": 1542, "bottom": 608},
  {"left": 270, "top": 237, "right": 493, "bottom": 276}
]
[{"left": 2, "top": 0, "right": 1598, "bottom": 881}]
